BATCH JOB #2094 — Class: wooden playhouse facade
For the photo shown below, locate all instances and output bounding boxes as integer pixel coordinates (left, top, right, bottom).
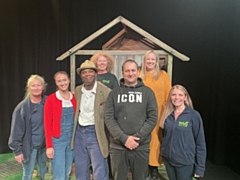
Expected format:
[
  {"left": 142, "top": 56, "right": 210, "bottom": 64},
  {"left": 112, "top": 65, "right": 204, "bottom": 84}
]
[{"left": 56, "top": 16, "right": 189, "bottom": 91}]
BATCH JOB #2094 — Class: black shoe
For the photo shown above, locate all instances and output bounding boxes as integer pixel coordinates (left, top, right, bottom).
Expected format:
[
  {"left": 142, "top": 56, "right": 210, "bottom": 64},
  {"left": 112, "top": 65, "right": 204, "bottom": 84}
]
[{"left": 150, "top": 167, "right": 159, "bottom": 179}]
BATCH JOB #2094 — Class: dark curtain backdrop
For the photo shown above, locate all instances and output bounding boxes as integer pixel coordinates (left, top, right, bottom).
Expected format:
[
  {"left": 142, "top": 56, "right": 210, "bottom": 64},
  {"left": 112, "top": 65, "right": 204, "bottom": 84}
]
[{"left": 1, "top": 0, "right": 240, "bottom": 175}]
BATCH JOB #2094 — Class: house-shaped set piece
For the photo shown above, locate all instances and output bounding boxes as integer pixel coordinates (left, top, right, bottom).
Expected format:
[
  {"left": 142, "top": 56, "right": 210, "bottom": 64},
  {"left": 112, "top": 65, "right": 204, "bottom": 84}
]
[{"left": 56, "top": 15, "right": 190, "bottom": 91}]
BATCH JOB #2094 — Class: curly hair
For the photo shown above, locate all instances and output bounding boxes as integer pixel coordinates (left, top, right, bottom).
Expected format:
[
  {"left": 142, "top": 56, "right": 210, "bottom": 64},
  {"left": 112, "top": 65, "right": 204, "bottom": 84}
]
[{"left": 90, "top": 52, "right": 114, "bottom": 72}]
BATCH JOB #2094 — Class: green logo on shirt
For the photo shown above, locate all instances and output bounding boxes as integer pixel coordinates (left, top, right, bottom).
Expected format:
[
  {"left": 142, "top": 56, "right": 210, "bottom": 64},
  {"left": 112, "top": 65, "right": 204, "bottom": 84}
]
[
  {"left": 102, "top": 80, "right": 110, "bottom": 84},
  {"left": 178, "top": 121, "right": 189, "bottom": 127}
]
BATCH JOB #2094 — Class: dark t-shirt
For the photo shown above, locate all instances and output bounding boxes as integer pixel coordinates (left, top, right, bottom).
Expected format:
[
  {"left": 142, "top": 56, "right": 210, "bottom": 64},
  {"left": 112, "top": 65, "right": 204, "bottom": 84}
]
[
  {"left": 31, "top": 102, "right": 45, "bottom": 148},
  {"left": 97, "top": 72, "right": 119, "bottom": 90}
]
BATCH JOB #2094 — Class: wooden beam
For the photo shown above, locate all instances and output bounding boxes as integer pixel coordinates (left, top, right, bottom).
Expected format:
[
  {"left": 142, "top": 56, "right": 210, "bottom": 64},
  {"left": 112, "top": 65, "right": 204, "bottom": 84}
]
[
  {"left": 167, "top": 55, "right": 173, "bottom": 81},
  {"left": 102, "top": 28, "right": 126, "bottom": 49},
  {"left": 56, "top": 16, "right": 123, "bottom": 61},
  {"left": 74, "top": 50, "right": 169, "bottom": 55},
  {"left": 120, "top": 17, "right": 190, "bottom": 61},
  {"left": 70, "top": 55, "right": 76, "bottom": 91}
]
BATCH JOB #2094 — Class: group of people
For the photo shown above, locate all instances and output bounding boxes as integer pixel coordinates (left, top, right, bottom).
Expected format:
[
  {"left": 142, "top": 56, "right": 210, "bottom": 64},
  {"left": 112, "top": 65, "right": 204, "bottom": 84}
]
[{"left": 8, "top": 50, "right": 206, "bottom": 180}]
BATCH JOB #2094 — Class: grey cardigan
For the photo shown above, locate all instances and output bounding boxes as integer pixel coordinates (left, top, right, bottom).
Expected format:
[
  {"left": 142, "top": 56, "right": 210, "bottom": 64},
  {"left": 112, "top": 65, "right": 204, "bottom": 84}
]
[{"left": 8, "top": 96, "right": 47, "bottom": 163}]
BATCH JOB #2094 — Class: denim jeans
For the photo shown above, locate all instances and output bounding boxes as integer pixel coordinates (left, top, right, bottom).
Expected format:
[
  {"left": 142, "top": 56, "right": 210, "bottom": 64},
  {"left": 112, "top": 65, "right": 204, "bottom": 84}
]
[
  {"left": 74, "top": 125, "right": 108, "bottom": 180},
  {"left": 51, "top": 107, "right": 74, "bottom": 180},
  {"left": 164, "top": 160, "right": 194, "bottom": 180},
  {"left": 22, "top": 148, "right": 47, "bottom": 180}
]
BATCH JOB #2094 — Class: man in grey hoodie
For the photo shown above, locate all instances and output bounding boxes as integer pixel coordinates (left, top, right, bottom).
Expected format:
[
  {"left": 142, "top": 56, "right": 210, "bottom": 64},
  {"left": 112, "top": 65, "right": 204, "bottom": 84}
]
[{"left": 105, "top": 59, "right": 158, "bottom": 180}]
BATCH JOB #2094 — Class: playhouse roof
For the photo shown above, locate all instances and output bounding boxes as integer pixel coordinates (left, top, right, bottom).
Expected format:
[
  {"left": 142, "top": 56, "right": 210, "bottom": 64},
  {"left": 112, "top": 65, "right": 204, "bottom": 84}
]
[{"left": 56, "top": 15, "right": 189, "bottom": 61}]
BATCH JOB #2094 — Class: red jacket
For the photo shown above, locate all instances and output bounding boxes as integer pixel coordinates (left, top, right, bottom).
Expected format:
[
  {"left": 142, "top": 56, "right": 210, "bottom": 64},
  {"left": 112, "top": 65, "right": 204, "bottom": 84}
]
[{"left": 44, "top": 92, "right": 76, "bottom": 148}]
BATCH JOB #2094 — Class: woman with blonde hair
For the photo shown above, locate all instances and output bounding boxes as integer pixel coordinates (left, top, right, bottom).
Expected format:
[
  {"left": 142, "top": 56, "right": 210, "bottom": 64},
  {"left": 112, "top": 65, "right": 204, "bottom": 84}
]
[
  {"left": 140, "top": 50, "right": 171, "bottom": 179},
  {"left": 8, "top": 74, "right": 48, "bottom": 180},
  {"left": 90, "top": 52, "right": 118, "bottom": 90},
  {"left": 160, "top": 85, "right": 206, "bottom": 180},
  {"left": 44, "top": 71, "right": 77, "bottom": 180}
]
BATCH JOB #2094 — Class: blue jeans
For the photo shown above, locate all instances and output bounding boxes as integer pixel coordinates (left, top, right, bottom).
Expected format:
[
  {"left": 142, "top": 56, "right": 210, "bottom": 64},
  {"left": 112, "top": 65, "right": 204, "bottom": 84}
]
[
  {"left": 164, "top": 160, "right": 194, "bottom": 180},
  {"left": 51, "top": 107, "right": 74, "bottom": 180},
  {"left": 74, "top": 125, "right": 108, "bottom": 180},
  {"left": 22, "top": 148, "right": 47, "bottom": 180}
]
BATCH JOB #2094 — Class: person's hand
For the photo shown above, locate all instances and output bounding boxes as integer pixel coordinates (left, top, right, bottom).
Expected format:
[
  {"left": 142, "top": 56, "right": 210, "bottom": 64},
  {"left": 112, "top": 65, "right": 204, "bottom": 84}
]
[
  {"left": 124, "top": 136, "right": 140, "bottom": 150},
  {"left": 15, "top": 154, "right": 24, "bottom": 163},
  {"left": 46, "top": 148, "right": 54, "bottom": 159}
]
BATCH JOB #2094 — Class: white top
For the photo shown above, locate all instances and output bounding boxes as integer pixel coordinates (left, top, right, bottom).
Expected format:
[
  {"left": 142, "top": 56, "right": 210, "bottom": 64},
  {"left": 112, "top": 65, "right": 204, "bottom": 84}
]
[
  {"left": 78, "top": 81, "right": 97, "bottom": 126},
  {"left": 56, "top": 90, "right": 73, "bottom": 107}
]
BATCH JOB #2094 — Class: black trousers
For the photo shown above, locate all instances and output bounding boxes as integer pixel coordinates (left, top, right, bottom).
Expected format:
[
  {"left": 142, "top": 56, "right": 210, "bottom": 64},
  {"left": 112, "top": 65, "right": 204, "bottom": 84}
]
[{"left": 110, "top": 148, "right": 149, "bottom": 180}]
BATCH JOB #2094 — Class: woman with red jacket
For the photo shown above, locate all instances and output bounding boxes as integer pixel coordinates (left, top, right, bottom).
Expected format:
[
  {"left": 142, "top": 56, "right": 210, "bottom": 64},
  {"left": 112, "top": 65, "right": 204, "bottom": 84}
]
[{"left": 44, "top": 71, "right": 76, "bottom": 180}]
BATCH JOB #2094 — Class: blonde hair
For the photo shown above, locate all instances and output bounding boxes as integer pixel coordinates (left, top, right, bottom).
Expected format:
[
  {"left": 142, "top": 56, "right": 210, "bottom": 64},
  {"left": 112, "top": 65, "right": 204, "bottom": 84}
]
[
  {"left": 24, "top": 74, "right": 47, "bottom": 99},
  {"left": 140, "top": 50, "right": 161, "bottom": 81},
  {"left": 159, "top": 84, "right": 193, "bottom": 128},
  {"left": 90, "top": 52, "right": 114, "bottom": 72}
]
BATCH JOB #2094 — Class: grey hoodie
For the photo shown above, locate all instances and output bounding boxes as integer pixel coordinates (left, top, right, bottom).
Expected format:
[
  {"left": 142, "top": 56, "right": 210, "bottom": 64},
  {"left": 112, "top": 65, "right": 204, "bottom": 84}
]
[{"left": 105, "top": 77, "right": 158, "bottom": 150}]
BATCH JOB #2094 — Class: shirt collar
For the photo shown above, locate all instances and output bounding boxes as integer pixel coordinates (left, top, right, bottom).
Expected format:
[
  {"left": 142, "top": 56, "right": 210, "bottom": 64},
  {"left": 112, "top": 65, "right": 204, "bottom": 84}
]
[
  {"left": 56, "top": 90, "right": 72, "bottom": 100},
  {"left": 81, "top": 81, "right": 97, "bottom": 94}
]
